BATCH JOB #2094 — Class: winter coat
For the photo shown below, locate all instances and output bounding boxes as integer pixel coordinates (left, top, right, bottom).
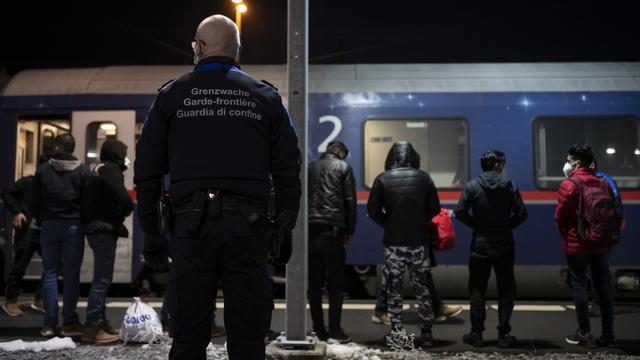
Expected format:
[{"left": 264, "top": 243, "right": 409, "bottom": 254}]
[
  {"left": 367, "top": 142, "right": 441, "bottom": 247},
  {"left": 555, "top": 167, "right": 618, "bottom": 255},
  {"left": 82, "top": 139, "right": 134, "bottom": 237},
  {"left": 454, "top": 171, "right": 527, "bottom": 259},
  {"left": 30, "top": 154, "right": 90, "bottom": 223},
  {"left": 308, "top": 153, "right": 357, "bottom": 234}
]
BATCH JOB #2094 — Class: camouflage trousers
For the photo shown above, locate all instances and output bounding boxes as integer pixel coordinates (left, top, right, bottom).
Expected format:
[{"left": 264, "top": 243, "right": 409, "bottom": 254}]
[{"left": 382, "top": 246, "right": 434, "bottom": 330}]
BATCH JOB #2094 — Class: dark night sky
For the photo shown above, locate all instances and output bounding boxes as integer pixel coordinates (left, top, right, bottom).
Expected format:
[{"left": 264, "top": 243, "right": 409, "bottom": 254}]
[{"left": 2, "top": 1, "right": 639, "bottom": 75}]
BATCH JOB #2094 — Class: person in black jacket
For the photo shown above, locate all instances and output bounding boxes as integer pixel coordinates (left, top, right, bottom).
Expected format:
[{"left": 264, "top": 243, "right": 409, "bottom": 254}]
[
  {"left": 30, "top": 134, "right": 90, "bottom": 338},
  {"left": 307, "top": 140, "right": 356, "bottom": 343},
  {"left": 81, "top": 139, "right": 133, "bottom": 343},
  {"left": 454, "top": 150, "right": 527, "bottom": 348},
  {"left": 1, "top": 164, "right": 47, "bottom": 316},
  {"left": 134, "top": 15, "right": 301, "bottom": 360},
  {"left": 367, "top": 141, "right": 441, "bottom": 347}
]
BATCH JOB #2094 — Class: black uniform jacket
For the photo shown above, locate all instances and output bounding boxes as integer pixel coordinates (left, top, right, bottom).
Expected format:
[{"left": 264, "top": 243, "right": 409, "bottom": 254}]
[
  {"left": 308, "top": 153, "right": 357, "bottom": 235},
  {"left": 367, "top": 142, "right": 441, "bottom": 247},
  {"left": 454, "top": 171, "right": 528, "bottom": 258},
  {"left": 134, "top": 57, "right": 301, "bottom": 234}
]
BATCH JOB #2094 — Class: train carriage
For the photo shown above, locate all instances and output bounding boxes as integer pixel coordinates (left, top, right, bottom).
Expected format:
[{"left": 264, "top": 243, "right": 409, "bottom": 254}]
[{"left": 1, "top": 62, "right": 639, "bottom": 298}]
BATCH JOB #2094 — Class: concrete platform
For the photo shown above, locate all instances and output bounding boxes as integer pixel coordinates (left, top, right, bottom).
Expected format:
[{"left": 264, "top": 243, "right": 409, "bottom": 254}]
[{"left": 0, "top": 297, "right": 639, "bottom": 358}]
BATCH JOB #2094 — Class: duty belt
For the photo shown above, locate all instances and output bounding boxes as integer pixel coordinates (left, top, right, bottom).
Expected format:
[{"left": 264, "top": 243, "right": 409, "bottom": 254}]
[{"left": 174, "top": 190, "right": 267, "bottom": 224}]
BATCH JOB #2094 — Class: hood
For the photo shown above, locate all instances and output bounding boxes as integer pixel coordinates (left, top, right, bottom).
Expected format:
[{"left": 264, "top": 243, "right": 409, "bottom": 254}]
[
  {"left": 384, "top": 141, "right": 420, "bottom": 170},
  {"left": 477, "top": 171, "right": 511, "bottom": 189},
  {"left": 100, "top": 139, "right": 128, "bottom": 169},
  {"left": 49, "top": 156, "right": 81, "bottom": 172}
]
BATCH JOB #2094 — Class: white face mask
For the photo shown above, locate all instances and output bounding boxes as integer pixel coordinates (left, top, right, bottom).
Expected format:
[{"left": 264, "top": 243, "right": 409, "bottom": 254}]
[
  {"left": 124, "top": 157, "right": 131, "bottom": 169},
  {"left": 563, "top": 161, "right": 577, "bottom": 177}
]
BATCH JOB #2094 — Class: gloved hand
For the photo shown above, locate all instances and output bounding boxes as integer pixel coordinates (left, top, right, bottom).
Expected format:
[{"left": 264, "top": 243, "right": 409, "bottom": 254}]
[
  {"left": 274, "top": 229, "right": 292, "bottom": 265},
  {"left": 143, "top": 233, "right": 170, "bottom": 272}
]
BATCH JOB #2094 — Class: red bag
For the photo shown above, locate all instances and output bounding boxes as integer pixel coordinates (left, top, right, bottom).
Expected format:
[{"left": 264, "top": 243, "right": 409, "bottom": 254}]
[{"left": 429, "top": 209, "right": 456, "bottom": 251}]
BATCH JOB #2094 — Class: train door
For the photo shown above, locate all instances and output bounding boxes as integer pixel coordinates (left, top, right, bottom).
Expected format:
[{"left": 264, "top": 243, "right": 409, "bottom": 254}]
[{"left": 71, "top": 111, "right": 136, "bottom": 283}]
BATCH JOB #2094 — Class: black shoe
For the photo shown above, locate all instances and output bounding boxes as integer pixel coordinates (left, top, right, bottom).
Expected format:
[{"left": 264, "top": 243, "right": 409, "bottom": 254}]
[
  {"left": 328, "top": 329, "right": 351, "bottom": 344},
  {"left": 497, "top": 333, "right": 517, "bottom": 348},
  {"left": 265, "top": 329, "right": 280, "bottom": 344},
  {"left": 596, "top": 336, "right": 618, "bottom": 348},
  {"left": 415, "top": 330, "right": 434, "bottom": 348},
  {"left": 310, "top": 328, "right": 329, "bottom": 342},
  {"left": 565, "top": 329, "right": 597, "bottom": 348},
  {"left": 462, "top": 332, "right": 484, "bottom": 347}
]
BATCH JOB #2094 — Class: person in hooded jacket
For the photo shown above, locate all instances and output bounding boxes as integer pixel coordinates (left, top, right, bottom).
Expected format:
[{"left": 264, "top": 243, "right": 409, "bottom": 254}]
[
  {"left": 307, "top": 140, "right": 356, "bottom": 343},
  {"left": 454, "top": 150, "right": 527, "bottom": 348},
  {"left": 367, "top": 141, "right": 441, "bottom": 347},
  {"left": 80, "top": 139, "right": 134, "bottom": 343},
  {"left": 30, "top": 134, "right": 90, "bottom": 338}
]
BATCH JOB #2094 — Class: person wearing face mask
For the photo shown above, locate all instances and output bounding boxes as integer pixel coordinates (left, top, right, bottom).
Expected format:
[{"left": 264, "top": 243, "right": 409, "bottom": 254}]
[
  {"left": 555, "top": 145, "right": 622, "bottom": 348},
  {"left": 81, "top": 139, "right": 134, "bottom": 343},
  {"left": 454, "top": 150, "right": 527, "bottom": 348},
  {"left": 307, "top": 140, "right": 356, "bottom": 343}
]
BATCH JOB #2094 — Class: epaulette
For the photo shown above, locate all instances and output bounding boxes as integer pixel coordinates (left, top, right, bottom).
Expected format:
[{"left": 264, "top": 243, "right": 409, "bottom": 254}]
[
  {"left": 260, "top": 79, "right": 278, "bottom": 91},
  {"left": 157, "top": 79, "right": 175, "bottom": 92}
]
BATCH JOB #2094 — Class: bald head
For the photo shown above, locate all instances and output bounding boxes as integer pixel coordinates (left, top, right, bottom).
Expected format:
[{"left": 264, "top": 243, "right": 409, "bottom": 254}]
[{"left": 194, "top": 15, "right": 241, "bottom": 63}]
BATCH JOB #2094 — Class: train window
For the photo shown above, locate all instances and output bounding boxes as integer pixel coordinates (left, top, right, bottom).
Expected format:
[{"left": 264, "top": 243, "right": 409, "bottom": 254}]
[
  {"left": 15, "top": 118, "right": 70, "bottom": 180},
  {"left": 534, "top": 115, "right": 640, "bottom": 189},
  {"left": 363, "top": 118, "right": 469, "bottom": 189},
  {"left": 85, "top": 122, "right": 117, "bottom": 169}
]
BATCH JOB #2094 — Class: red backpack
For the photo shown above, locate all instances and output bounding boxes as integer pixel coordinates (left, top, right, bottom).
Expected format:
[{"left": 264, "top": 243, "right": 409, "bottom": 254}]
[
  {"left": 429, "top": 208, "right": 456, "bottom": 251},
  {"left": 569, "top": 177, "right": 621, "bottom": 246}
]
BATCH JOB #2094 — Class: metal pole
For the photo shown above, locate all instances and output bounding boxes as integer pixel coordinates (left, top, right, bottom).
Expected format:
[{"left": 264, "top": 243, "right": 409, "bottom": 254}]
[{"left": 283, "top": 0, "right": 310, "bottom": 346}]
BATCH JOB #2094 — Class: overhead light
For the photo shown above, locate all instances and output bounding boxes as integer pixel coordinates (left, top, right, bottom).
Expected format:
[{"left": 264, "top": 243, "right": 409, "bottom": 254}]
[
  {"left": 87, "top": 151, "right": 97, "bottom": 158},
  {"left": 606, "top": 148, "right": 616, "bottom": 155},
  {"left": 635, "top": 149, "right": 640, "bottom": 156},
  {"left": 236, "top": 3, "right": 247, "bottom": 13},
  {"left": 231, "top": 0, "right": 243, "bottom": 3},
  {"left": 100, "top": 123, "right": 116, "bottom": 131}
]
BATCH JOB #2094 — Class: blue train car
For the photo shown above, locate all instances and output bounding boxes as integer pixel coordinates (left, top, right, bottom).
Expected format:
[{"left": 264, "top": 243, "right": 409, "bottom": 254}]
[{"left": 1, "top": 63, "right": 639, "bottom": 298}]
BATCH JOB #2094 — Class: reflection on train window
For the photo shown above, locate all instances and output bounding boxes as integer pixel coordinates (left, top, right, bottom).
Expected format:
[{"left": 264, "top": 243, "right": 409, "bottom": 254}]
[
  {"left": 85, "top": 122, "right": 117, "bottom": 169},
  {"left": 364, "top": 118, "right": 469, "bottom": 189},
  {"left": 534, "top": 115, "right": 640, "bottom": 189}
]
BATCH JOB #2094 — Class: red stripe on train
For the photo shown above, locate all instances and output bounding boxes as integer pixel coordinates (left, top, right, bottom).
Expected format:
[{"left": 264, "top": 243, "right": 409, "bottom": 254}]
[{"left": 356, "top": 191, "right": 640, "bottom": 202}]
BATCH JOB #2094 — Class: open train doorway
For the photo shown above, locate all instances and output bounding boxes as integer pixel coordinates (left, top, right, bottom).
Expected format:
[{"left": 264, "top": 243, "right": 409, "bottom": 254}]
[{"left": 15, "top": 117, "right": 71, "bottom": 180}]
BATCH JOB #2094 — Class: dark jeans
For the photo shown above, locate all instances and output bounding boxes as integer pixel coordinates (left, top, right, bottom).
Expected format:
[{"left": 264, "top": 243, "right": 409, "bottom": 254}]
[
  {"left": 566, "top": 252, "right": 615, "bottom": 337},
  {"left": 5, "top": 228, "right": 41, "bottom": 301},
  {"left": 468, "top": 251, "right": 516, "bottom": 335},
  {"left": 375, "top": 268, "right": 443, "bottom": 315},
  {"left": 167, "top": 211, "right": 272, "bottom": 360},
  {"left": 307, "top": 225, "right": 346, "bottom": 333},
  {"left": 40, "top": 220, "right": 84, "bottom": 327},
  {"left": 86, "top": 233, "right": 117, "bottom": 325}
]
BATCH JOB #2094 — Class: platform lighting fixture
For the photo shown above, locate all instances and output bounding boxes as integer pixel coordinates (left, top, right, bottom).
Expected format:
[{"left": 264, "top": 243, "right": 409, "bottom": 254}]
[
  {"left": 635, "top": 149, "right": 640, "bottom": 156},
  {"left": 232, "top": 0, "right": 243, "bottom": 3},
  {"left": 606, "top": 147, "right": 616, "bottom": 155}
]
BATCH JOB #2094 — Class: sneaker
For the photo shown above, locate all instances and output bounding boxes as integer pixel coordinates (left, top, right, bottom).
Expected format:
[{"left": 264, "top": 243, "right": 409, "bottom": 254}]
[
  {"left": 371, "top": 311, "right": 391, "bottom": 325},
  {"left": 100, "top": 319, "right": 119, "bottom": 335},
  {"left": 30, "top": 299, "right": 45, "bottom": 313},
  {"left": 596, "top": 336, "right": 618, "bottom": 348},
  {"left": 211, "top": 322, "right": 225, "bottom": 338},
  {"left": 415, "top": 329, "right": 434, "bottom": 348},
  {"left": 41, "top": 326, "right": 55, "bottom": 337},
  {"left": 565, "top": 329, "right": 597, "bottom": 348},
  {"left": 82, "top": 323, "right": 119, "bottom": 344},
  {"left": 61, "top": 321, "right": 84, "bottom": 337},
  {"left": 2, "top": 301, "right": 23, "bottom": 317},
  {"left": 435, "top": 304, "right": 463, "bottom": 323},
  {"left": 462, "top": 332, "right": 484, "bottom": 347},
  {"left": 328, "top": 329, "right": 351, "bottom": 344},
  {"left": 497, "top": 333, "right": 517, "bottom": 348}
]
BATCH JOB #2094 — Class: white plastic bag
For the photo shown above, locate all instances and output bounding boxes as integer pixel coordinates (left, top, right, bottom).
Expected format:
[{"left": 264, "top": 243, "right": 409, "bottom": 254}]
[{"left": 118, "top": 297, "right": 163, "bottom": 343}]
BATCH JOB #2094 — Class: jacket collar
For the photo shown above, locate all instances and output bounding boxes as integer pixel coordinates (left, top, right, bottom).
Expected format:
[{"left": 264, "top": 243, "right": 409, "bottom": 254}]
[
  {"left": 195, "top": 56, "right": 241, "bottom": 72},
  {"left": 570, "top": 167, "right": 595, "bottom": 177}
]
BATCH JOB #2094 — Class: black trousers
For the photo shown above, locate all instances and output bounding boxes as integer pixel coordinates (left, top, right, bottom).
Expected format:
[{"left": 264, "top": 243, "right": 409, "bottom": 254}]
[
  {"left": 167, "top": 210, "right": 272, "bottom": 360},
  {"left": 5, "top": 228, "right": 41, "bottom": 301},
  {"left": 307, "top": 224, "right": 346, "bottom": 333},
  {"left": 468, "top": 251, "right": 516, "bottom": 334}
]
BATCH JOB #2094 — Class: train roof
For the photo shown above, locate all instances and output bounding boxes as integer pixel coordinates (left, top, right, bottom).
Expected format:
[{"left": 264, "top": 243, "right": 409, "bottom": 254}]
[{"left": 3, "top": 62, "right": 640, "bottom": 96}]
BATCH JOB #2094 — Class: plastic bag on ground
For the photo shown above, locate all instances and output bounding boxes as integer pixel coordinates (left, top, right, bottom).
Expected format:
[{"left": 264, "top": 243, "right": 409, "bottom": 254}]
[{"left": 119, "top": 297, "right": 163, "bottom": 343}]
